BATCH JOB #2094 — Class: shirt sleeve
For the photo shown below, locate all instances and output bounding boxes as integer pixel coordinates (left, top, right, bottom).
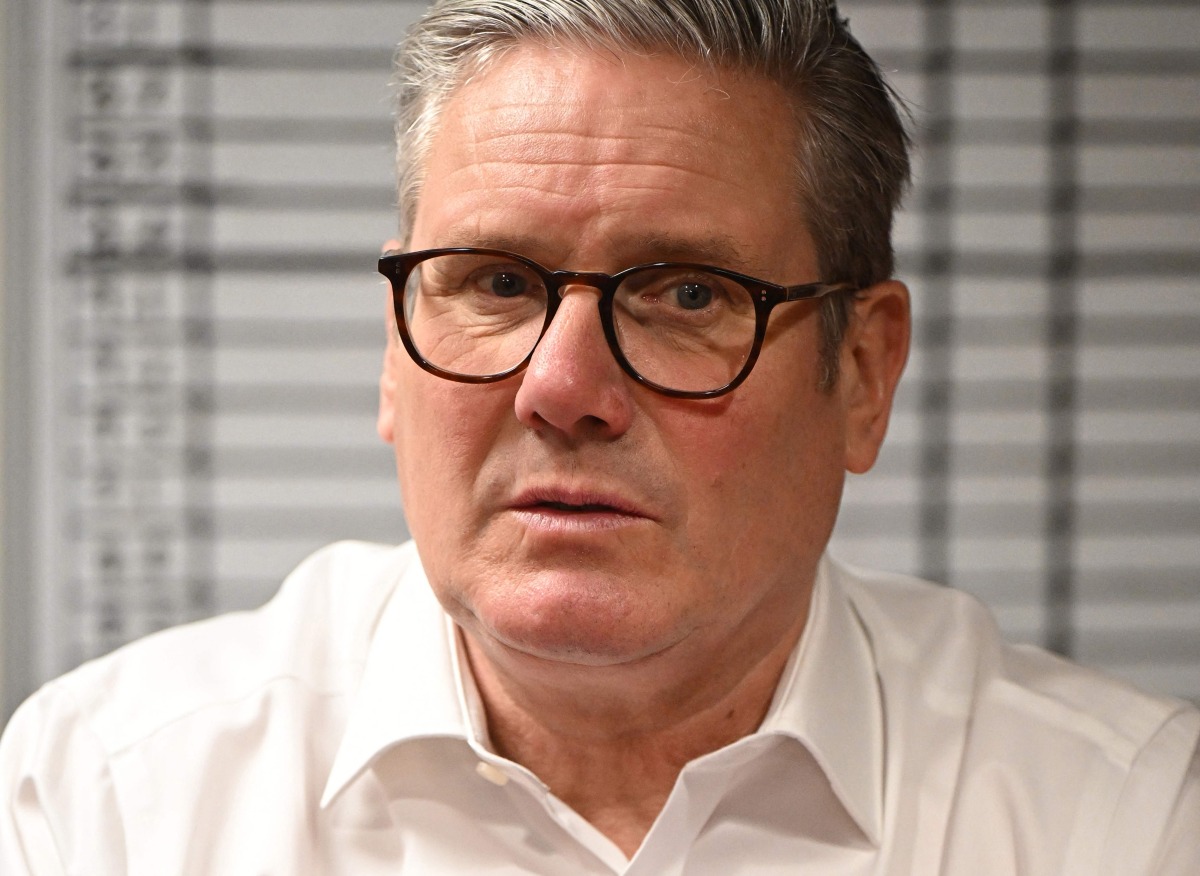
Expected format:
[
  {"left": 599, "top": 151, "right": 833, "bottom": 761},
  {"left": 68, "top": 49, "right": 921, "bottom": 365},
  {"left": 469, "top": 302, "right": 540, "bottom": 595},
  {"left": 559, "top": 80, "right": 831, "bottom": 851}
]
[
  {"left": 1148, "top": 732, "right": 1200, "bottom": 876},
  {"left": 1103, "top": 705, "right": 1200, "bottom": 876},
  {"left": 0, "top": 686, "right": 128, "bottom": 875}
]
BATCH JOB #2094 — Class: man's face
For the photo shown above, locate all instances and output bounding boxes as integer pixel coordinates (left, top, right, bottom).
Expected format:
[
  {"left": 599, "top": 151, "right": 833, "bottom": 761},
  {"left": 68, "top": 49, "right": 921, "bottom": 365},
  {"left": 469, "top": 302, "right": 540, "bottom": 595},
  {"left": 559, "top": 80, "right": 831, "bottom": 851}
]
[{"left": 380, "top": 45, "right": 904, "bottom": 690}]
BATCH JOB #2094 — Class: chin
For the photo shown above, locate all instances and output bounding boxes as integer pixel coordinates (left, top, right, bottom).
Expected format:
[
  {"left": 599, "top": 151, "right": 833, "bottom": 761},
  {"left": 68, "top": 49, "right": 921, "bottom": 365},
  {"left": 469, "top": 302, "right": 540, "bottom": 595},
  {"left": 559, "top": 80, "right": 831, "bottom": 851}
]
[
  {"left": 504, "top": 618, "right": 684, "bottom": 666},
  {"left": 471, "top": 578, "right": 684, "bottom": 668}
]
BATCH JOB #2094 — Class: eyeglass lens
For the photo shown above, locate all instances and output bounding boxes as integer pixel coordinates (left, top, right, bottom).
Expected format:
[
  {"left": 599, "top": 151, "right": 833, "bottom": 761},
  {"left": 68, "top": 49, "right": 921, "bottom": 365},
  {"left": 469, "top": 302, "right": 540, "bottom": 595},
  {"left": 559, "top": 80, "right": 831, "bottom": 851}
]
[{"left": 402, "top": 252, "right": 760, "bottom": 394}]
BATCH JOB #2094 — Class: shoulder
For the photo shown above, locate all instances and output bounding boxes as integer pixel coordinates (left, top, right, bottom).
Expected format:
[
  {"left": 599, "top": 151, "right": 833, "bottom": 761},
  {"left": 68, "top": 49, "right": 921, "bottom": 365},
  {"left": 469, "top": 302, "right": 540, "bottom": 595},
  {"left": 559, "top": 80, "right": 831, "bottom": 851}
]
[
  {"left": 0, "top": 540, "right": 429, "bottom": 871},
  {"left": 828, "top": 557, "right": 1200, "bottom": 872},
  {"left": 838, "top": 556, "right": 1195, "bottom": 728},
  {"left": 4, "top": 539, "right": 419, "bottom": 757},
  {"left": 829, "top": 556, "right": 1190, "bottom": 730}
]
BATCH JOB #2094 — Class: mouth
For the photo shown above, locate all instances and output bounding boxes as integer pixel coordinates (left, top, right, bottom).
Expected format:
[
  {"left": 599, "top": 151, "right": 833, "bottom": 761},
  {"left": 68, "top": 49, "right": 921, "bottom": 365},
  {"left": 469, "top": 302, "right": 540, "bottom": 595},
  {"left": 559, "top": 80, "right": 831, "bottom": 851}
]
[
  {"left": 508, "top": 487, "right": 654, "bottom": 527},
  {"left": 537, "top": 500, "right": 624, "bottom": 514}
]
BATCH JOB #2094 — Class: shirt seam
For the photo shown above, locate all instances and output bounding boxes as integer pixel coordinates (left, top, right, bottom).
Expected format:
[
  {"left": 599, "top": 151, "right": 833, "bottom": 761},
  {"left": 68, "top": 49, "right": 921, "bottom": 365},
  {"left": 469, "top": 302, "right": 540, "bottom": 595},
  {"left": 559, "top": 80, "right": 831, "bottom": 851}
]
[{"left": 71, "top": 669, "right": 361, "bottom": 759}]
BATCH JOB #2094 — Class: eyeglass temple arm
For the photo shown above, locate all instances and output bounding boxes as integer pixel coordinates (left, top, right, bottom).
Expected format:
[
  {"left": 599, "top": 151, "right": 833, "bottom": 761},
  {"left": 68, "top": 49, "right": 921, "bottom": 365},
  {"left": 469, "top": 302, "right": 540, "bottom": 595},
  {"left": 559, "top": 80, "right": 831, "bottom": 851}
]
[{"left": 781, "top": 281, "right": 858, "bottom": 302}]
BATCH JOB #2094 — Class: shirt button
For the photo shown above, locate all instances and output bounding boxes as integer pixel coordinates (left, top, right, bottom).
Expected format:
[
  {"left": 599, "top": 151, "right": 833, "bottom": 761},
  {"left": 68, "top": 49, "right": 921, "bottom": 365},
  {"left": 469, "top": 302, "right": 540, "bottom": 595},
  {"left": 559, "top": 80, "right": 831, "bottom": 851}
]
[{"left": 475, "top": 760, "right": 510, "bottom": 787}]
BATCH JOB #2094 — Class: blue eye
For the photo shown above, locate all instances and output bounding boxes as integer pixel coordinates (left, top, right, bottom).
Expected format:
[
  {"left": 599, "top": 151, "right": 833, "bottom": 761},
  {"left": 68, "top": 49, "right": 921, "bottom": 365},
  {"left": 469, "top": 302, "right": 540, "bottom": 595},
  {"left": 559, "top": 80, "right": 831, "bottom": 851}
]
[
  {"left": 489, "top": 272, "right": 528, "bottom": 298},
  {"left": 675, "top": 282, "right": 714, "bottom": 310}
]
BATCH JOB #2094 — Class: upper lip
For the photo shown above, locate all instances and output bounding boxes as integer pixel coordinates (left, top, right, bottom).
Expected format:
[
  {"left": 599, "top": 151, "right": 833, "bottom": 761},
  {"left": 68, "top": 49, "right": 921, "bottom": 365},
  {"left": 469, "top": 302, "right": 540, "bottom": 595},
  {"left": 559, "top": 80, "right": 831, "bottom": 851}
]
[{"left": 508, "top": 485, "right": 654, "bottom": 519}]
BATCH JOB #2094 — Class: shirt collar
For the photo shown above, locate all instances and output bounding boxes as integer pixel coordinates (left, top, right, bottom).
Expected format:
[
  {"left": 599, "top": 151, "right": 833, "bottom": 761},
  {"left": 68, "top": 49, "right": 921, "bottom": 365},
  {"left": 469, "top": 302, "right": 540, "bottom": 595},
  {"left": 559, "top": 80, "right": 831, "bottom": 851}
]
[
  {"left": 320, "top": 555, "right": 472, "bottom": 809},
  {"left": 757, "top": 554, "right": 885, "bottom": 846}
]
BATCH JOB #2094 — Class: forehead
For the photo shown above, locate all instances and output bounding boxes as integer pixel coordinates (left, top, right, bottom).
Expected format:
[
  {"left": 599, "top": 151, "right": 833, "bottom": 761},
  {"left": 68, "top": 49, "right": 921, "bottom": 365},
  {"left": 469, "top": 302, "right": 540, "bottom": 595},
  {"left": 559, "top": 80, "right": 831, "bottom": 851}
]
[{"left": 411, "top": 44, "right": 809, "bottom": 272}]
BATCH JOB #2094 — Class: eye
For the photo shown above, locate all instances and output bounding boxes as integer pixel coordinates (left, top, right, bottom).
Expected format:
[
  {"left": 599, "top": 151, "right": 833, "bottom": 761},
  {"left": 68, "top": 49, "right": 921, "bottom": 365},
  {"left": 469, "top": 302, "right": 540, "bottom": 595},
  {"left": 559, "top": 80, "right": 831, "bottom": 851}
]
[
  {"left": 674, "top": 281, "right": 714, "bottom": 310},
  {"left": 487, "top": 271, "right": 529, "bottom": 298}
]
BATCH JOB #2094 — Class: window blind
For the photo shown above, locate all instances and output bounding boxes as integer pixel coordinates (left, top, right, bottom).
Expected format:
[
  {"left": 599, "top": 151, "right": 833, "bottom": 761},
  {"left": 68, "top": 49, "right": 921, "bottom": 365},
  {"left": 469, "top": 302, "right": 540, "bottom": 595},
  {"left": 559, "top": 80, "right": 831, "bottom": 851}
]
[{"left": 3, "top": 0, "right": 1197, "bottom": 720}]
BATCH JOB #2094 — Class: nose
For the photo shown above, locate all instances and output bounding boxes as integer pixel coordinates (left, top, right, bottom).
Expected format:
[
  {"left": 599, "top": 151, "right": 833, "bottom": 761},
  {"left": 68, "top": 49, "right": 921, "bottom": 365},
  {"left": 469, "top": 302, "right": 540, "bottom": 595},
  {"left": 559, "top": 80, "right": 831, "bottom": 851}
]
[{"left": 513, "top": 285, "right": 635, "bottom": 440}]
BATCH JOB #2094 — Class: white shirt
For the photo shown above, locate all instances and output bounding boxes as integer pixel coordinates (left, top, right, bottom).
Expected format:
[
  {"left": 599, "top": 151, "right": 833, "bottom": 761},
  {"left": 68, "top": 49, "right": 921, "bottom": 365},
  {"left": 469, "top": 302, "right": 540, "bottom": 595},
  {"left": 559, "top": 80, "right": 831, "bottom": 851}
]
[{"left": 1, "top": 540, "right": 1197, "bottom": 874}]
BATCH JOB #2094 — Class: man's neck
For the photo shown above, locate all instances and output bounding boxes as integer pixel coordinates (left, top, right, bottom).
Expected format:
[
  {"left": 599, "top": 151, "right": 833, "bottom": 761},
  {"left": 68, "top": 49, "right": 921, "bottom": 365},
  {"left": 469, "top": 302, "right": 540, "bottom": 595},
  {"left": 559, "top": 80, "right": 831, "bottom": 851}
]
[{"left": 460, "top": 609, "right": 809, "bottom": 858}]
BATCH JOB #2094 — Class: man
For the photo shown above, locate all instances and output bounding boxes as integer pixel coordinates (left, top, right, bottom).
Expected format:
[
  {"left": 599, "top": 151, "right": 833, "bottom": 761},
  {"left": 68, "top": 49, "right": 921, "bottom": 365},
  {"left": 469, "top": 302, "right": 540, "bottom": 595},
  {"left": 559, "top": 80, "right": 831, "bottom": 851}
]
[{"left": 2, "top": 0, "right": 1197, "bottom": 872}]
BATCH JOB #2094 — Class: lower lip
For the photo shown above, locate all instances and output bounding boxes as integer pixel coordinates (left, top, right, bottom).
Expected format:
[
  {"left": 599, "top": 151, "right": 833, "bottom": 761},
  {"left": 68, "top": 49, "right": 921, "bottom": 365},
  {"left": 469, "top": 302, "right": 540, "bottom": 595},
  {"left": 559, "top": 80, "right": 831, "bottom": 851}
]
[{"left": 509, "top": 506, "right": 647, "bottom": 533}]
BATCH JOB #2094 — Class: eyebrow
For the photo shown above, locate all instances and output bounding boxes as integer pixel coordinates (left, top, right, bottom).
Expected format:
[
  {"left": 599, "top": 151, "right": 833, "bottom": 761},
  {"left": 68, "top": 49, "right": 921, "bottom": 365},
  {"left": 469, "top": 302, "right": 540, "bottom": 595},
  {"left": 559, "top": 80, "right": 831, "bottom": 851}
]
[
  {"left": 622, "top": 232, "right": 749, "bottom": 270},
  {"left": 430, "top": 227, "right": 753, "bottom": 272}
]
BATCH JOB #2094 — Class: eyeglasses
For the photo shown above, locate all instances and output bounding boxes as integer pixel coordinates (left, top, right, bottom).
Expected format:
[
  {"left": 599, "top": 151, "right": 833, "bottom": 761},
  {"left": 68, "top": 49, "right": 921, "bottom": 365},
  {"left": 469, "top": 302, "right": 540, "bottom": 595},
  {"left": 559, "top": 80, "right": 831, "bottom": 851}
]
[{"left": 378, "top": 247, "right": 855, "bottom": 399}]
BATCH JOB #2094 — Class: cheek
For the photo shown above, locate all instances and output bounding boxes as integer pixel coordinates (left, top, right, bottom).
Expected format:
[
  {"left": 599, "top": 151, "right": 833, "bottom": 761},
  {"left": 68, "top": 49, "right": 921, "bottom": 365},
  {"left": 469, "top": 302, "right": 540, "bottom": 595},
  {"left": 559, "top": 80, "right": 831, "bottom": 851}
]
[
  {"left": 393, "top": 371, "right": 507, "bottom": 525},
  {"left": 671, "top": 385, "right": 845, "bottom": 556}
]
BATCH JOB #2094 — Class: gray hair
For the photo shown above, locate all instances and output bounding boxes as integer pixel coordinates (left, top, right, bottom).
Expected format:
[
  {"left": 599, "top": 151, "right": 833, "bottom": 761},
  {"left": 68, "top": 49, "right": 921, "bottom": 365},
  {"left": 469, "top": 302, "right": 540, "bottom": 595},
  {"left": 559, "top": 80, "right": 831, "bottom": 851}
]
[{"left": 392, "top": 0, "right": 911, "bottom": 385}]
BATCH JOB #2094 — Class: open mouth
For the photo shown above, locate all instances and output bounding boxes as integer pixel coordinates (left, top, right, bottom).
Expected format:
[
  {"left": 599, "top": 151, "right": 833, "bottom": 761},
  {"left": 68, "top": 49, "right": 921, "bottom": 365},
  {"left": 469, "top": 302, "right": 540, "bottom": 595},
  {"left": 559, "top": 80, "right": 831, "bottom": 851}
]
[
  {"left": 511, "top": 498, "right": 641, "bottom": 532},
  {"left": 506, "top": 483, "right": 656, "bottom": 528},
  {"left": 537, "top": 501, "right": 620, "bottom": 513}
]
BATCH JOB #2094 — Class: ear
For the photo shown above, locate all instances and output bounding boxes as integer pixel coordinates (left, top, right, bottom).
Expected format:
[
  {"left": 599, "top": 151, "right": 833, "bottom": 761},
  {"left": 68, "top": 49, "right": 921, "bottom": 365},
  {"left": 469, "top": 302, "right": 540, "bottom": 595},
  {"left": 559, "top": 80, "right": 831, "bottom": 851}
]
[
  {"left": 839, "top": 280, "right": 910, "bottom": 474},
  {"left": 377, "top": 239, "right": 403, "bottom": 445},
  {"left": 377, "top": 329, "right": 401, "bottom": 445}
]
